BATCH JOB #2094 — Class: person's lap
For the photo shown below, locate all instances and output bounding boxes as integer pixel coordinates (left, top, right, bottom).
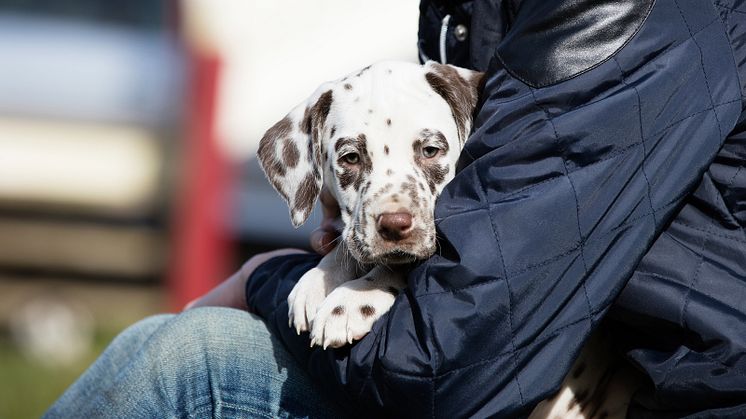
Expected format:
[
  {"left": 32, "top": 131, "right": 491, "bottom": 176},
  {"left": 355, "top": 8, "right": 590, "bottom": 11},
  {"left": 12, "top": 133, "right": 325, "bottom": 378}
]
[{"left": 46, "top": 307, "right": 348, "bottom": 419}]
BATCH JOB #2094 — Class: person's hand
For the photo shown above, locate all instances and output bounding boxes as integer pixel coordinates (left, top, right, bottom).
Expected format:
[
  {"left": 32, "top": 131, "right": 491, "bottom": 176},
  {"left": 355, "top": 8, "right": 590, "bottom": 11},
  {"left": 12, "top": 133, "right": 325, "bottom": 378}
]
[
  {"left": 309, "top": 187, "right": 344, "bottom": 255},
  {"left": 184, "top": 248, "right": 307, "bottom": 311}
]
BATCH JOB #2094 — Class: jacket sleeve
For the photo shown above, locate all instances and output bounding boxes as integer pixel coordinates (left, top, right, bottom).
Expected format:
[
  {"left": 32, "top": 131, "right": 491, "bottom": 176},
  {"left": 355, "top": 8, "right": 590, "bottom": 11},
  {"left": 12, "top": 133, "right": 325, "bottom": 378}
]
[{"left": 247, "top": 0, "right": 743, "bottom": 417}]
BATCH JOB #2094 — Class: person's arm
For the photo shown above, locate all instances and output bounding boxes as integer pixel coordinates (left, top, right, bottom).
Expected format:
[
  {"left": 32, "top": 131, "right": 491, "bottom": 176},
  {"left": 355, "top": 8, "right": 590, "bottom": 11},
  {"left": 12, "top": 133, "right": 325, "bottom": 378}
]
[
  {"left": 248, "top": 1, "right": 743, "bottom": 417},
  {"left": 185, "top": 248, "right": 308, "bottom": 311}
]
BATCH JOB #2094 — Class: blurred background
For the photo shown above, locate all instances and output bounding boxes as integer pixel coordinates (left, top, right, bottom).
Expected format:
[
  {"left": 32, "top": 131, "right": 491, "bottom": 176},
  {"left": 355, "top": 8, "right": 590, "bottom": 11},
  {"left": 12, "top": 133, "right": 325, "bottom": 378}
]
[{"left": 0, "top": 0, "right": 419, "bottom": 416}]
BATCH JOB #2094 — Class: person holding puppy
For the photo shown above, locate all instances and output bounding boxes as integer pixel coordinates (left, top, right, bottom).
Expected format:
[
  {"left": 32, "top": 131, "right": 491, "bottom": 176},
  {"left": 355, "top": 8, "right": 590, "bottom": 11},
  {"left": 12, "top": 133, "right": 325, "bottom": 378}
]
[{"left": 48, "top": 0, "right": 746, "bottom": 417}]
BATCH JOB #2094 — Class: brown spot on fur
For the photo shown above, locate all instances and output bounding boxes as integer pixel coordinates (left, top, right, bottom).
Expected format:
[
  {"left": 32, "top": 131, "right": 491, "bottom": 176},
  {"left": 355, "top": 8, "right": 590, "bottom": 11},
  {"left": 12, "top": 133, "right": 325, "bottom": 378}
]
[
  {"left": 262, "top": 116, "right": 293, "bottom": 141},
  {"left": 386, "top": 169, "right": 393, "bottom": 176},
  {"left": 301, "top": 107, "right": 312, "bottom": 134},
  {"left": 332, "top": 306, "right": 345, "bottom": 315},
  {"left": 258, "top": 117, "right": 292, "bottom": 173},
  {"left": 267, "top": 158, "right": 286, "bottom": 178},
  {"left": 386, "top": 118, "right": 392, "bottom": 126},
  {"left": 360, "top": 305, "right": 375, "bottom": 317},
  {"left": 401, "top": 182, "right": 417, "bottom": 202},
  {"left": 372, "top": 183, "right": 393, "bottom": 201},
  {"left": 344, "top": 83, "right": 352, "bottom": 90},
  {"left": 384, "top": 145, "right": 389, "bottom": 155},
  {"left": 282, "top": 138, "right": 299, "bottom": 168},
  {"left": 294, "top": 173, "right": 320, "bottom": 219},
  {"left": 315, "top": 91, "right": 333, "bottom": 123},
  {"left": 354, "top": 134, "right": 372, "bottom": 190},
  {"left": 334, "top": 137, "right": 350, "bottom": 153},
  {"left": 330, "top": 126, "right": 336, "bottom": 137},
  {"left": 334, "top": 135, "right": 371, "bottom": 190},
  {"left": 425, "top": 64, "right": 483, "bottom": 144},
  {"left": 257, "top": 117, "right": 295, "bottom": 199},
  {"left": 337, "top": 168, "right": 356, "bottom": 190},
  {"left": 300, "top": 90, "right": 333, "bottom": 168},
  {"left": 424, "top": 165, "right": 449, "bottom": 193},
  {"left": 306, "top": 138, "right": 314, "bottom": 163},
  {"left": 413, "top": 129, "right": 450, "bottom": 193},
  {"left": 268, "top": 176, "right": 288, "bottom": 202},
  {"left": 313, "top": 91, "right": 333, "bottom": 163},
  {"left": 422, "top": 129, "right": 449, "bottom": 149}
]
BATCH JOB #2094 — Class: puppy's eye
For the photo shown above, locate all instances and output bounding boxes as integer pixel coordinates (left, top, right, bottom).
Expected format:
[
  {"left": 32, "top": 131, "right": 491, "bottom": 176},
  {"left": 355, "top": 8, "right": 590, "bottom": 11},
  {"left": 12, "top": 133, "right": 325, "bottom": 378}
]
[
  {"left": 422, "top": 146, "right": 440, "bottom": 159},
  {"left": 341, "top": 152, "right": 360, "bottom": 165}
]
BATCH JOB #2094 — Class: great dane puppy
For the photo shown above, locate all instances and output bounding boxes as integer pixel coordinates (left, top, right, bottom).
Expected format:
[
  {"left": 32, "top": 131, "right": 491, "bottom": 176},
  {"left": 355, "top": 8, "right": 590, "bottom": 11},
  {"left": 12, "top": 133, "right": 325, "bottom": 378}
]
[{"left": 258, "top": 61, "right": 637, "bottom": 419}]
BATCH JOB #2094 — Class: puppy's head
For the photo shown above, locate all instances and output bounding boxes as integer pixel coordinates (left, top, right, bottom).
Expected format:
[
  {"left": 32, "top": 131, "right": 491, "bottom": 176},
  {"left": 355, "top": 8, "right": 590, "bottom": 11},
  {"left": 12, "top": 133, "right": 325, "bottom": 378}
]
[{"left": 258, "top": 61, "right": 483, "bottom": 264}]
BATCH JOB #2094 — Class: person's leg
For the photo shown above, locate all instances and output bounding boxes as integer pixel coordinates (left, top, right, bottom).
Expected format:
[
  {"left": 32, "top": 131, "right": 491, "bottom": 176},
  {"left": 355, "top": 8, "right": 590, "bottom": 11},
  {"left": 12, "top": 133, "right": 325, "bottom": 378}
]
[{"left": 46, "top": 307, "right": 348, "bottom": 418}]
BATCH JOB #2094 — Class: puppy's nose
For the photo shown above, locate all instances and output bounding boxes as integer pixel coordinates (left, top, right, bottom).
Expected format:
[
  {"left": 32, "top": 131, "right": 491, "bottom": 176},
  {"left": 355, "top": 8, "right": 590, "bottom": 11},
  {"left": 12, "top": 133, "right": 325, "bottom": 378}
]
[{"left": 377, "top": 212, "right": 413, "bottom": 241}]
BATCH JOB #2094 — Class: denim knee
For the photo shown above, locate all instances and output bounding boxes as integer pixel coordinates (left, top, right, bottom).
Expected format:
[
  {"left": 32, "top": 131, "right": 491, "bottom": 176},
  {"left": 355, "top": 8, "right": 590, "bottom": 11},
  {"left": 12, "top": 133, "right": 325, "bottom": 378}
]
[
  {"left": 150, "top": 307, "right": 277, "bottom": 368},
  {"left": 147, "top": 307, "right": 302, "bottom": 417},
  {"left": 109, "top": 313, "right": 174, "bottom": 351}
]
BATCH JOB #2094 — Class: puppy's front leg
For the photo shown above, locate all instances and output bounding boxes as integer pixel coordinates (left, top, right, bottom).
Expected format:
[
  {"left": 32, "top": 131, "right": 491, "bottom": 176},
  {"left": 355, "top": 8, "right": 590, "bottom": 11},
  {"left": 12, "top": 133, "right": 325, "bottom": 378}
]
[
  {"left": 287, "top": 243, "right": 360, "bottom": 334},
  {"left": 310, "top": 266, "right": 407, "bottom": 349}
]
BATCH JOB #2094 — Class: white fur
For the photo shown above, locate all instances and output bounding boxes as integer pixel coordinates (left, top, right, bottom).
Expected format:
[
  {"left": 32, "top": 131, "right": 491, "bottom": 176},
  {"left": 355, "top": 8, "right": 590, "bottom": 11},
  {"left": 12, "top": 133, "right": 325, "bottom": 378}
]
[{"left": 310, "top": 266, "right": 405, "bottom": 349}]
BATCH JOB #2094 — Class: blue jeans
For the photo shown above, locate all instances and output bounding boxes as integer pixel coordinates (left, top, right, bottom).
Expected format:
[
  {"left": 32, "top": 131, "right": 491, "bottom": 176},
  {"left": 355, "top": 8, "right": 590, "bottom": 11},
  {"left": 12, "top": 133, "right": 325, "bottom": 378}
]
[{"left": 46, "top": 307, "right": 348, "bottom": 418}]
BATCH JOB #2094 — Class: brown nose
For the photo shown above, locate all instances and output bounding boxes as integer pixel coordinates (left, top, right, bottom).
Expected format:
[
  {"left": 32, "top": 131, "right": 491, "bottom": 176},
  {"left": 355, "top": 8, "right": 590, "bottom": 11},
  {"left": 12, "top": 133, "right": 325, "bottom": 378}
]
[{"left": 377, "top": 212, "right": 413, "bottom": 241}]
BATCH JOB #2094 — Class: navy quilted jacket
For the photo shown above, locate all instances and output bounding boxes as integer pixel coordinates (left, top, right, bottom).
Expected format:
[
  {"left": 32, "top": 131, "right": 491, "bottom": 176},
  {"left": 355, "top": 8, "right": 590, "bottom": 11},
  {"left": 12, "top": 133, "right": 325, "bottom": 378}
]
[{"left": 247, "top": 0, "right": 746, "bottom": 417}]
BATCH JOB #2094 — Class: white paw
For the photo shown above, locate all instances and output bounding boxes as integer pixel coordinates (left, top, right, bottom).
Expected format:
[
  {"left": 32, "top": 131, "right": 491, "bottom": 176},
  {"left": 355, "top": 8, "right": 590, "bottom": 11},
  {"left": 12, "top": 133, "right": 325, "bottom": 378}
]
[
  {"left": 287, "top": 267, "right": 334, "bottom": 334},
  {"left": 309, "top": 279, "right": 397, "bottom": 349}
]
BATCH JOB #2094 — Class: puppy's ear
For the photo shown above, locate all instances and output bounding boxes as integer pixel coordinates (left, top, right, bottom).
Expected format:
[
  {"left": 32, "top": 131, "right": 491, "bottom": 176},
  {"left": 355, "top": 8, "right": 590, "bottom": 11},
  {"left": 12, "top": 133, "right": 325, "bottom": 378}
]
[
  {"left": 424, "top": 62, "right": 484, "bottom": 144},
  {"left": 257, "top": 86, "right": 334, "bottom": 227}
]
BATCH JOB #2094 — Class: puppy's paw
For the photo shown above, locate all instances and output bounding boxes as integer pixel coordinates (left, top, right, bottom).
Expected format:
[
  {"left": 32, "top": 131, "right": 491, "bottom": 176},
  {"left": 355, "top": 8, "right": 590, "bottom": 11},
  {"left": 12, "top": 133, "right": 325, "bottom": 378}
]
[
  {"left": 287, "top": 267, "right": 332, "bottom": 334},
  {"left": 309, "top": 279, "right": 398, "bottom": 349}
]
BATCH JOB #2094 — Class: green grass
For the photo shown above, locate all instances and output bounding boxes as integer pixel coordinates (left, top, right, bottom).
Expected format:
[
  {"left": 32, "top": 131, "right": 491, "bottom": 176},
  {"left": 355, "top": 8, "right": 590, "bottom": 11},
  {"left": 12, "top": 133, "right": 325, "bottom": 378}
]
[{"left": 0, "top": 328, "right": 121, "bottom": 419}]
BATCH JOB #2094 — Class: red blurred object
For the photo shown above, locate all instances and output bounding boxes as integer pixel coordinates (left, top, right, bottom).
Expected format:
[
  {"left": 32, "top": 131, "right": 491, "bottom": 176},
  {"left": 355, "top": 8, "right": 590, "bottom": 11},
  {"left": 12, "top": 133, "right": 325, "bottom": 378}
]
[{"left": 167, "top": 47, "right": 234, "bottom": 310}]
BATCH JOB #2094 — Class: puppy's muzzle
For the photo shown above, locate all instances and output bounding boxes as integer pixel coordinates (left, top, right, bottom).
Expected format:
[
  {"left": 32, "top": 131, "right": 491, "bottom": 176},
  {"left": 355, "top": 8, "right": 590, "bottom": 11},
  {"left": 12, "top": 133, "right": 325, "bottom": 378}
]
[{"left": 376, "top": 211, "right": 413, "bottom": 242}]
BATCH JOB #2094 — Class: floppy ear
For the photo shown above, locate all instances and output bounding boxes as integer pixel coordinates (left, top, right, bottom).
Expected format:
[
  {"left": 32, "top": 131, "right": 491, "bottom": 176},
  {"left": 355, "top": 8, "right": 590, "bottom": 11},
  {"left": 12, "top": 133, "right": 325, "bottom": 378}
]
[
  {"left": 423, "top": 62, "right": 484, "bottom": 145},
  {"left": 257, "top": 86, "right": 334, "bottom": 227}
]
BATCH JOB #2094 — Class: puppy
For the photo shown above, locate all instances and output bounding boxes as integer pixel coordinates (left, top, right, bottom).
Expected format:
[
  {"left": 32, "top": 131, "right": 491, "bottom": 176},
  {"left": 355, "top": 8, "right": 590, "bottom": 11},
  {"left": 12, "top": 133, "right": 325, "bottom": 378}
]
[{"left": 257, "top": 61, "right": 482, "bottom": 349}]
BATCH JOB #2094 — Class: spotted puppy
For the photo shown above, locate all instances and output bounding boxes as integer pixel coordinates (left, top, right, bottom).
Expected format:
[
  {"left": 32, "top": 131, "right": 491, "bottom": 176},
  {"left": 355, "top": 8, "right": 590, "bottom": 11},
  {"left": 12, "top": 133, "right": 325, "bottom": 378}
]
[{"left": 258, "top": 61, "right": 481, "bottom": 349}]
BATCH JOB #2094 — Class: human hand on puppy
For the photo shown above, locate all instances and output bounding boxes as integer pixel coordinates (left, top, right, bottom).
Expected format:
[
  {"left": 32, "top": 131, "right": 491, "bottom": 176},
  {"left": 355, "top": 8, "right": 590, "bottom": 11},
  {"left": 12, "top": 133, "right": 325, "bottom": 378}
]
[{"left": 309, "top": 187, "right": 343, "bottom": 255}]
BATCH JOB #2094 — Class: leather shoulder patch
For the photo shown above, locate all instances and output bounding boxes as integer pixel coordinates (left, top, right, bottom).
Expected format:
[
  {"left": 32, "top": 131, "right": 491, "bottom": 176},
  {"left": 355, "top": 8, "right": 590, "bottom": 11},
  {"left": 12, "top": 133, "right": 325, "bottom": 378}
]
[{"left": 496, "top": 0, "right": 654, "bottom": 88}]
